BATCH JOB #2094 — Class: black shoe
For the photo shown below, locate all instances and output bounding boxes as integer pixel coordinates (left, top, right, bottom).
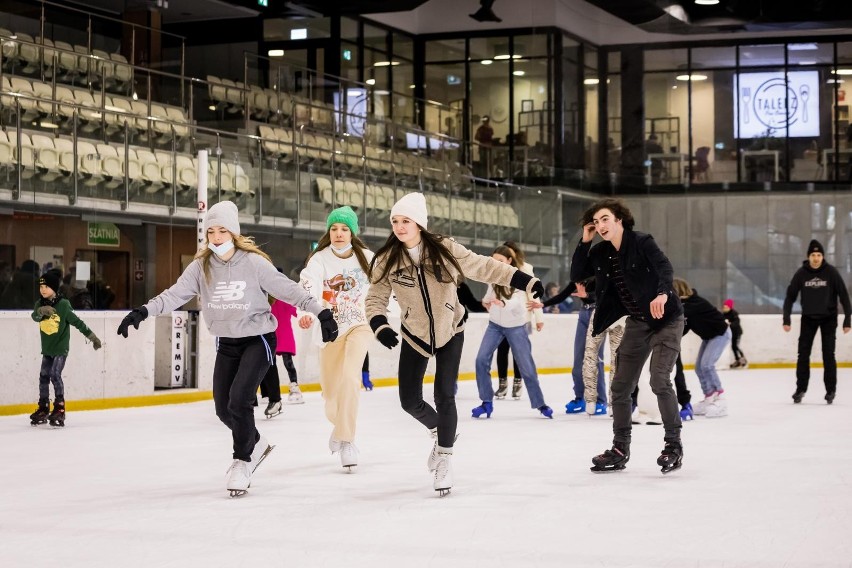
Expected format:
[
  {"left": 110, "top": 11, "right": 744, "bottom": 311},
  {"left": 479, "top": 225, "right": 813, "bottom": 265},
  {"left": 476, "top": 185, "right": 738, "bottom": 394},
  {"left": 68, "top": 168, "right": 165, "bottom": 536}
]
[
  {"left": 792, "top": 390, "right": 805, "bottom": 404},
  {"left": 657, "top": 440, "right": 683, "bottom": 474},
  {"left": 826, "top": 391, "right": 836, "bottom": 405},
  {"left": 590, "top": 442, "right": 630, "bottom": 473}
]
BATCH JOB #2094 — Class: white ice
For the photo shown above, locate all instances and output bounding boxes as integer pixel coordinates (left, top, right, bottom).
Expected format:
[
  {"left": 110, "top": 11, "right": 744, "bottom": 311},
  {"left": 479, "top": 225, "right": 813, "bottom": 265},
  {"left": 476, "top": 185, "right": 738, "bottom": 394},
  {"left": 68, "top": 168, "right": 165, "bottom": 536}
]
[{"left": 1, "top": 369, "right": 850, "bottom": 568}]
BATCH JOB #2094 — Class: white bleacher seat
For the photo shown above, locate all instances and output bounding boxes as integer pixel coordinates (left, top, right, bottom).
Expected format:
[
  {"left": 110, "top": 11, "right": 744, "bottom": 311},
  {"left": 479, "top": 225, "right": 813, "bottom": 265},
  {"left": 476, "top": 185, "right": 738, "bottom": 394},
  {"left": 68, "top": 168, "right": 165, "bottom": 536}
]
[
  {"left": 52, "top": 137, "right": 75, "bottom": 174},
  {"left": 31, "top": 134, "right": 61, "bottom": 181},
  {"left": 135, "top": 149, "right": 165, "bottom": 192},
  {"left": 175, "top": 155, "right": 197, "bottom": 191},
  {"left": 97, "top": 143, "right": 124, "bottom": 188},
  {"left": 0, "top": 130, "right": 13, "bottom": 167},
  {"left": 8, "top": 131, "right": 35, "bottom": 177},
  {"left": 230, "top": 163, "right": 250, "bottom": 195},
  {"left": 9, "top": 77, "right": 38, "bottom": 117},
  {"left": 165, "top": 107, "right": 189, "bottom": 138},
  {"left": 76, "top": 140, "right": 102, "bottom": 185}
]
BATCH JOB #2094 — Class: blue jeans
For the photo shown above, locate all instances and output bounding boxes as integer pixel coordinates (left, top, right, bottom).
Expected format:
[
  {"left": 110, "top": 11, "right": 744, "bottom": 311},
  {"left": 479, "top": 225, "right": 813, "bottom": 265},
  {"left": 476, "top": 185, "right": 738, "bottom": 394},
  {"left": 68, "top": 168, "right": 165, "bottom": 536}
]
[
  {"left": 573, "top": 307, "right": 604, "bottom": 400},
  {"left": 695, "top": 328, "right": 731, "bottom": 395},
  {"left": 475, "top": 322, "right": 546, "bottom": 409}
]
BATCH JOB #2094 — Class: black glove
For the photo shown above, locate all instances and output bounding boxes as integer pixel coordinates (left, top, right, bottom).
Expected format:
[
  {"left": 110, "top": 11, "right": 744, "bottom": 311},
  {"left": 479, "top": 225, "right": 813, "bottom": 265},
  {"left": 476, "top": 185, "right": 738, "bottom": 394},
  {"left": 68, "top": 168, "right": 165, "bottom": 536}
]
[
  {"left": 509, "top": 270, "right": 545, "bottom": 299},
  {"left": 376, "top": 327, "right": 399, "bottom": 349},
  {"left": 37, "top": 305, "right": 56, "bottom": 318},
  {"left": 117, "top": 306, "right": 148, "bottom": 338},
  {"left": 317, "top": 309, "right": 338, "bottom": 343}
]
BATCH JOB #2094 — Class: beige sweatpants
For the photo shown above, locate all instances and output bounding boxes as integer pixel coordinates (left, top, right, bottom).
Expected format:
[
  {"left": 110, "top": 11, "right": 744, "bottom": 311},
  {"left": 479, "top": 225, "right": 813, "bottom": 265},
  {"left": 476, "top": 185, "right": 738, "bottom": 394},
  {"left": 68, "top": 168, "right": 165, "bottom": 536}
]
[
  {"left": 319, "top": 324, "right": 373, "bottom": 443},
  {"left": 583, "top": 317, "right": 625, "bottom": 406}
]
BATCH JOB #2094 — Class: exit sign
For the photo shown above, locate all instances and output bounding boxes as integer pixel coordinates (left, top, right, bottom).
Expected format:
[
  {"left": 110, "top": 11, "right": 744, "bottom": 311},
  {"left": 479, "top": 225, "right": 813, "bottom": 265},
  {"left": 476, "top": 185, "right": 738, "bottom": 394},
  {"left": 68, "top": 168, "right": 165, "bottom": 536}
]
[{"left": 258, "top": 0, "right": 268, "bottom": 6}]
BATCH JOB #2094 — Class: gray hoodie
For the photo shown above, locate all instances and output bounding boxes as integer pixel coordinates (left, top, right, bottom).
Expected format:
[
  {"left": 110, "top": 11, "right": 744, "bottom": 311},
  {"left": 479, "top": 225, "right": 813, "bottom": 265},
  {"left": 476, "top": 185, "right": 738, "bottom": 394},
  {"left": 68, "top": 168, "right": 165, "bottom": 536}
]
[{"left": 144, "top": 249, "right": 324, "bottom": 338}]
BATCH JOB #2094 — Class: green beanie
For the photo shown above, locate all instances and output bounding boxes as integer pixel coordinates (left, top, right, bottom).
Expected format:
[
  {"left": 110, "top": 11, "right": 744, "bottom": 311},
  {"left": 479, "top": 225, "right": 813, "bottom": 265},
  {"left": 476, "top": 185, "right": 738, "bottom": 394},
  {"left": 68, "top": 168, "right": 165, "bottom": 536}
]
[{"left": 326, "top": 206, "right": 359, "bottom": 235}]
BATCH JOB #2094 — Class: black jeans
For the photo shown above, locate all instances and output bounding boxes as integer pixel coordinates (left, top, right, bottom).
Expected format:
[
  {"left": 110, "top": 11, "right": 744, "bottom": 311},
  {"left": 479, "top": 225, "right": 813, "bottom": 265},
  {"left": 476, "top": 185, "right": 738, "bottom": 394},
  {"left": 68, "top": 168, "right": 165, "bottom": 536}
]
[
  {"left": 610, "top": 316, "right": 683, "bottom": 446},
  {"left": 38, "top": 355, "right": 67, "bottom": 402},
  {"left": 796, "top": 315, "right": 838, "bottom": 394},
  {"left": 213, "top": 332, "right": 276, "bottom": 461},
  {"left": 672, "top": 354, "right": 692, "bottom": 406},
  {"left": 398, "top": 332, "right": 464, "bottom": 448},
  {"left": 496, "top": 338, "right": 521, "bottom": 379}
]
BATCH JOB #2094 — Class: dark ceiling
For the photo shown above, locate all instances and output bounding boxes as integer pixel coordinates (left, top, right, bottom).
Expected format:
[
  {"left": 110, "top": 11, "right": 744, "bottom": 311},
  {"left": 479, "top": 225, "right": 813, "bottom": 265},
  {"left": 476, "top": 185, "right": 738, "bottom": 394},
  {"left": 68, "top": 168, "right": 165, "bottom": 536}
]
[{"left": 582, "top": 0, "right": 852, "bottom": 34}]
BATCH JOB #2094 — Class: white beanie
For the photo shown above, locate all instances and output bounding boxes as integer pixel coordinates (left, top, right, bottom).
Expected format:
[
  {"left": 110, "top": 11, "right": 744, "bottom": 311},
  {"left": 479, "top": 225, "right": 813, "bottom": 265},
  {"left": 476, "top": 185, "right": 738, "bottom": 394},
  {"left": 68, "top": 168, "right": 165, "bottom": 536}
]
[
  {"left": 390, "top": 192, "right": 428, "bottom": 230},
  {"left": 204, "top": 200, "right": 240, "bottom": 236}
]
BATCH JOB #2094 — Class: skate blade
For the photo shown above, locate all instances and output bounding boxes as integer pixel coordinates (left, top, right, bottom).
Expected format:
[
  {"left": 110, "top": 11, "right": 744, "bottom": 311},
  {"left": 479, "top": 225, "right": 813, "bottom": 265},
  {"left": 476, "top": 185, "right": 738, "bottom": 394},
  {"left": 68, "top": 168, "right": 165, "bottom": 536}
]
[
  {"left": 286, "top": 399, "right": 305, "bottom": 405},
  {"left": 264, "top": 411, "right": 282, "bottom": 419},
  {"left": 343, "top": 464, "right": 357, "bottom": 473},
  {"left": 229, "top": 489, "right": 248, "bottom": 498},
  {"left": 252, "top": 445, "right": 275, "bottom": 473},
  {"left": 436, "top": 488, "right": 451, "bottom": 497},
  {"left": 661, "top": 463, "right": 683, "bottom": 475},
  {"left": 590, "top": 465, "right": 627, "bottom": 473},
  {"left": 49, "top": 423, "right": 65, "bottom": 428}
]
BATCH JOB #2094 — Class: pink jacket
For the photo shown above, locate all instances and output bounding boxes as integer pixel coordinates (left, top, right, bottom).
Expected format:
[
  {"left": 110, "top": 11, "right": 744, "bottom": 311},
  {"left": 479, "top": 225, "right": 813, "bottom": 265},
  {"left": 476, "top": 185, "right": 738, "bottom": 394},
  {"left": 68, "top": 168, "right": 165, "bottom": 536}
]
[{"left": 271, "top": 300, "right": 297, "bottom": 354}]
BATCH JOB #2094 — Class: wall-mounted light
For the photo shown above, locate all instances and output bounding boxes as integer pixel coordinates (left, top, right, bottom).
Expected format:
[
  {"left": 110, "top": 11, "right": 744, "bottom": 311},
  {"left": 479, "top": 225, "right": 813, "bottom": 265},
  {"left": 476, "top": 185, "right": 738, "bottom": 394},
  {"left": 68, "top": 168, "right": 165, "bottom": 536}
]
[
  {"left": 513, "top": 70, "right": 525, "bottom": 76},
  {"left": 374, "top": 61, "right": 400, "bottom": 67},
  {"left": 481, "top": 59, "right": 493, "bottom": 65},
  {"left": 366, "top": 78, "right": 376, "bottom": 85},
  {"left": 676, "top": 74, "right": 708, "bottom": 81},
  {"left": 694, "top": 0, "right": 719, "bottom": 5},
  {"left": 788, "top": 43, "right": 818, "bottom": 51},
  {"left": 584, "top": 78, "right": 600, "bottom": 85},
  {"left": 268, "top": 49, "right": 284, "bottom": 57},
  {"left": 831, "top": 69, "right": 852, "bottom": 75},
  {"left": 290, "top": 28, "right": 307, "bottom": 40}
]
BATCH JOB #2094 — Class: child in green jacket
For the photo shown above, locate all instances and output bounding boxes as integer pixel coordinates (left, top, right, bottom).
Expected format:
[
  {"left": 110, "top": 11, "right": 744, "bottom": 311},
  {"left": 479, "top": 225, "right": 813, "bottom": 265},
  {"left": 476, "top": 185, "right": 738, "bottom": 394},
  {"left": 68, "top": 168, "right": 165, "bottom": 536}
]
[{"left": 29, "top": 271, "right": 101, "bottom": 427}]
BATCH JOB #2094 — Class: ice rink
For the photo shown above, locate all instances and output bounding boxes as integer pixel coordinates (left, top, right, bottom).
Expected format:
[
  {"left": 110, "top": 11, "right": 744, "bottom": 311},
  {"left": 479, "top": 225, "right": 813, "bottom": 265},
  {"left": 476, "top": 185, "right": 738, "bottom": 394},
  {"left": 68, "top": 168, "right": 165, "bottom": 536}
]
[{"left": 1, "top": 368, "right": 850, "bottom": 568}]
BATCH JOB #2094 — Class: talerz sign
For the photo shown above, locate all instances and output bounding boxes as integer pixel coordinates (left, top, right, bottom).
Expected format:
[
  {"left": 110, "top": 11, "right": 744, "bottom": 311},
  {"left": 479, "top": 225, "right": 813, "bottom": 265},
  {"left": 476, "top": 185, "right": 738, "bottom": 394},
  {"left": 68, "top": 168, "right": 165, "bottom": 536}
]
[{"left": 734, "top": 71, "right": 820, "bottom": 138}]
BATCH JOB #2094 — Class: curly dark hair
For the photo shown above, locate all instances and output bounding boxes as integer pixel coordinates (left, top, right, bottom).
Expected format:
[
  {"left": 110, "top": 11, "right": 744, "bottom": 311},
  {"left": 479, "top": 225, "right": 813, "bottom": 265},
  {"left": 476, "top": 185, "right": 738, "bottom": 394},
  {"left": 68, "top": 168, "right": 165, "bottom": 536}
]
[{"left": 580, "top": 198, "right": 635, "bottom": 230}]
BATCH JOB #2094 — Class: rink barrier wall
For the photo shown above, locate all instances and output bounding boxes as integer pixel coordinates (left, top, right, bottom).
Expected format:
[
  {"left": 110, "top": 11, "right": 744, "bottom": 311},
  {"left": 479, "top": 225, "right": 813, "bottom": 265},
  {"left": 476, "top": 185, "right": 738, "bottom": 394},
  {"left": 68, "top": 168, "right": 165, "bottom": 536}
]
[{"left": 1, "top": 312, "right": 849, "bottom": 415}]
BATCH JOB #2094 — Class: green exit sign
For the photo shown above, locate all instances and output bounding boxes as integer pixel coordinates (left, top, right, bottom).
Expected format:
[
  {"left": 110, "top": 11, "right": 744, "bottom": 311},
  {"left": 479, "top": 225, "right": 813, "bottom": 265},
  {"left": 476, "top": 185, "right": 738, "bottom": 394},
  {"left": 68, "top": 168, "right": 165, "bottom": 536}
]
[{"left": 258, "top": 0, "right": 268, "bottom": 6}]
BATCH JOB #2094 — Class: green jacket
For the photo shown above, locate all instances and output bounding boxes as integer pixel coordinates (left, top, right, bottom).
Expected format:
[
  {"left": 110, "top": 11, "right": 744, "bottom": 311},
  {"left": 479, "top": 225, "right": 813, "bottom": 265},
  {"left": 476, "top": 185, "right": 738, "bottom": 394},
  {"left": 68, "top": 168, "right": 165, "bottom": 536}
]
[{"left": 31, "top": 297, "right": 92, "bottom": 356}]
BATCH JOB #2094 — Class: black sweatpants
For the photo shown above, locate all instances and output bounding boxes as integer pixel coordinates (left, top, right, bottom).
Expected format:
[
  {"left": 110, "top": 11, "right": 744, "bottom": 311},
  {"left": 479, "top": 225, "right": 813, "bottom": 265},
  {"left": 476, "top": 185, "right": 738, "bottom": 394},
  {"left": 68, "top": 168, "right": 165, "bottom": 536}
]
[
  {"left": 496, "top": 338, "right": 521, "bottom": 380},
  {"left": 796, "top": 315, "right": 838, "bottom": 394},
  {"left": 397, "top": 332, "right": 464, "bottom": 448},
  {"left": 213, "top": 332, "right": 276, "bottom": 462}
]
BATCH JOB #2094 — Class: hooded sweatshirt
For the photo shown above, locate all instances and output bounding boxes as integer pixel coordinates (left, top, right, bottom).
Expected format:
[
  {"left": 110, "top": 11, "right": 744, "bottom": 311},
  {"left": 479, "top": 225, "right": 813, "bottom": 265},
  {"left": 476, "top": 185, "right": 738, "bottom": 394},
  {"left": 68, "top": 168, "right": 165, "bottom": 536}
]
[
  {"left": 783, "top": 259, "right": 852, "bottom": 327},
  {"left": 681, "top": 290, "right": 728, "bottom": 340},
  {"left": 143, "top": 250, "right": 324, "bottom": 338}
]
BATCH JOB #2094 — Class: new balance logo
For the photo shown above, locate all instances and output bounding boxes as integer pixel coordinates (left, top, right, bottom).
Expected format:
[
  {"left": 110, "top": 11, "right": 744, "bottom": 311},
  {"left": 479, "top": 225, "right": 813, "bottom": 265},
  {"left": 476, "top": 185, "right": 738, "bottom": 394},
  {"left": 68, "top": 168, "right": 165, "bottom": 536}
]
[{"left": 211, "top": 281, "right": 247, "bottom": 301}]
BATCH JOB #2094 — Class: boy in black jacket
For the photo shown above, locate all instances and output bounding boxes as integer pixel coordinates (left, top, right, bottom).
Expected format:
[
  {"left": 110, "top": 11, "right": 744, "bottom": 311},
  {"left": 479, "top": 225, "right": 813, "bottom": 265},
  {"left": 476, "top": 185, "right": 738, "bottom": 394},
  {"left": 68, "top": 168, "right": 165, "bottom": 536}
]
[
  {"left": 783, "top": 239, "right": 851, "bottom": 404},
  {"left": 571, "top": 199, "right": 684, "bottom": 474}
]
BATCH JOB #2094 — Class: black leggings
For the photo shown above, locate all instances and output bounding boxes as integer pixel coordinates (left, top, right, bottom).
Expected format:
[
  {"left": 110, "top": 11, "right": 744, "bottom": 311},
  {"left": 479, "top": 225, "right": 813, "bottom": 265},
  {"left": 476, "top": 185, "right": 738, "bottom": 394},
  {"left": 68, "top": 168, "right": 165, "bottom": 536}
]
[
  {"left": 672, "top": 355, "right": 692, "bottom": 406},
  {"left": 397, "top": 332, "right": 464, "bottom": 449},
  {"left": 213, "top": 332, "right": 276, "bottom": 462},
  {"left": 496, "top": 338, "right": 521, "bottom": 380},
  {"left": 260, "top": 352, "right": 297, "bottom": 403},
  {"left": 363, "top": 353, "right": 369, "bottom": 373},
  {"left": 730, "top": 330, "right": 745, "bottom": 361}
]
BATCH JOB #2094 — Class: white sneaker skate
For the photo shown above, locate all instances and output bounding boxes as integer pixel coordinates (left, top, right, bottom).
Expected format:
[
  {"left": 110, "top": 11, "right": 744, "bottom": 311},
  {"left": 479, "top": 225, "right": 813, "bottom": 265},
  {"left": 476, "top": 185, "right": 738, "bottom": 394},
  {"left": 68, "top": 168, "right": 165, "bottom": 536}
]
[
  {"left": 693, "top": 392, "right": 717, "bottom": 416},
  {"left": 287, "top": 383, "right": 304, "bottom": 404},
  {"left": 264, "top": 401, "right": 282, "bottom": 419},
  {"left": 433, "top": 449, "right": 453, "bottom": 496},
  {"left": 226, "top": 459, "right": 251, "bottom": 497},
  {"left": 340, "top": 441, "right": 359, "bottom": 472},
  {"left": 427, "top": 428, "right": 459, "bottom": 471},
  {"left": 705, "top": 394, "right": 728, "bottom": 418},
  {"left": 249, "top": 435, "right": 274, "bottom": 473}
]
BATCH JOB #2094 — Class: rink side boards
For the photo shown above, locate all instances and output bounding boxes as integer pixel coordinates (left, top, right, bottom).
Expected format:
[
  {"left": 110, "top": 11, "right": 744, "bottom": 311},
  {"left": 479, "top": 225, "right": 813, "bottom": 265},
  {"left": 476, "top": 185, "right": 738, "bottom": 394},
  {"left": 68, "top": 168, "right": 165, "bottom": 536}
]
[{"left": 0, "top": 363, "right": 846, "bottom": 416}]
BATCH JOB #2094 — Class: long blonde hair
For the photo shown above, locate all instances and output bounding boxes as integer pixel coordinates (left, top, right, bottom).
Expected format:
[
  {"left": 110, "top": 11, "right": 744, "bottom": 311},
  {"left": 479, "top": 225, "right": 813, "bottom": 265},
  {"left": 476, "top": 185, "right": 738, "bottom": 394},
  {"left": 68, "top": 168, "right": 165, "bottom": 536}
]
[
  {"left": 672, "top": 277, "right": 693, "bottom": 299},
  {"left": 195, "top": 233, "right": 272, "bottom": 282}
]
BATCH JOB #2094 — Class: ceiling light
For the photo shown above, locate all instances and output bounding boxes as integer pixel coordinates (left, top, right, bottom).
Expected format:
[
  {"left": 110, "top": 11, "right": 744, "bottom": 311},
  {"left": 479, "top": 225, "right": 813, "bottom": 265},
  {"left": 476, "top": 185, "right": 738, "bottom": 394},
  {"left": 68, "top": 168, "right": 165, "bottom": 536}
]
[
  {"left": 481, "top": 59, "right": 493, "bottom": 65},
  {"left": 290, "top": 28, "right": 307, "bottom": 40},
  {"left": 788, "top": 43, "right": 818, "bottom": 51},
  {"left": 832, "top": 69, "right": 852, "bottom": 75},
  {"left": 676, "top": 74, "right": 708, "bottom": 81},
  {"left": 797, "top": 61, "right": 817, "bottom": 66},
  {"left": 268, "top": 49, "right": 284, "bottom": 57},
  {"left": 374, "top": 61, "right": 400, "bottom": 67},
  {"left": 694, "top": 0, "right": 719, "bottom": 5},
  {"left": 409, "top": 84, "right": 416, "bottom": 89},
  {"left": 40, "top": 120, "right": 59, "bottom": 129},
  {"left": 366, "top": 78, "right": 376, "bottom": 85},
  {"left": 584, "top": 78, "right": 600, "bottom": 85},
  {"left": 375, "top": 90, "right": 390, "bottom": 96},
  {"left": 513, "top": 70, "right": 525, "bottom": 76},
  {"left": 494, "top": 54, "right": 511, "bottom": 60},
  {"left": 827, "top": 78, "right": 845, "bottom": 84}
]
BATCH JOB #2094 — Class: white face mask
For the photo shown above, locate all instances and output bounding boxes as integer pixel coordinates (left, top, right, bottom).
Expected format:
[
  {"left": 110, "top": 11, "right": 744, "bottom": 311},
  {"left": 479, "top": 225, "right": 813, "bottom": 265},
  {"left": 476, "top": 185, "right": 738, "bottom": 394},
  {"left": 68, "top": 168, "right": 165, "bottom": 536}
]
[
  {"left": 331, "top": 243, "right": 353, "bottom": 254},
  {"left": 208, "top": 240, "right": 234, "bottom": 257}
]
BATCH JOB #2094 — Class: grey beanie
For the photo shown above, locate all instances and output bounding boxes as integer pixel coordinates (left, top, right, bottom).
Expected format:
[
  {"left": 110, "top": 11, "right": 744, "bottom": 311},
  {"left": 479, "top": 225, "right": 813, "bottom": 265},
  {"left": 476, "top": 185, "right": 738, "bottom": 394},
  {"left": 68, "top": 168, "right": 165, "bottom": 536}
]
[{"left": 204, "top": 200, "right": 240, "bottom": 236}]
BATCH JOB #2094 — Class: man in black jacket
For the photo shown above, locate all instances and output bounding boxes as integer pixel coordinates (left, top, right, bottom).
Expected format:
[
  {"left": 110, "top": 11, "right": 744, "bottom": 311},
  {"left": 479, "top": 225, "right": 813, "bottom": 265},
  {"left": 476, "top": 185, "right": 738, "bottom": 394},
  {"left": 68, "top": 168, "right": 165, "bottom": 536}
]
[
  {"left": 571, "top": 199, "right": 684, "bottom": 474},
  {"left": 783, "top": 239, "right": 851, "bottom": 405}
]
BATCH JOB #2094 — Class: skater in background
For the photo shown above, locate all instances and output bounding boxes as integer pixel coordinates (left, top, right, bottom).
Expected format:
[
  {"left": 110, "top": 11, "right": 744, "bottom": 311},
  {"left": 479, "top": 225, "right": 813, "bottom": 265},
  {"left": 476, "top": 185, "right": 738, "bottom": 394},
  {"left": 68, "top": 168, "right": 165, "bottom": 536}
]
[
  {"left": 299, "top": 206, "right": 374, "bottom": 472},
  {"left": 361, "top": 354, "right": 373, "bottom": 391},
  {"left": 783, "top": 239, "right": 851, "bottom": 405},
  {"left": 491, "top": 241, "right": 542, "bottom": 401},
  {"left": 571, "top": 199, "right": 684, "bottom": 475},
  {"left": 472, "top": 244, "right": 552, "bottom": 420},
  {"left": 673, "top": 278, "right": 730, "bottom": 418},
  {"left": 117, "top": 200, "right": 338, "bottom": 497},
  {"left": 366, "top": 192, "right": 543, "bottom": 495},
  {"left": 671, "top": 355, "right": 694, "bottom": 420},
  {"left": 258, "top": 288, "right": 301, "bottom": 419},
  {"left": 29, "top": 270, "right": 102, "bottom": 427},
  {"left": 722, "top": 299, "right": 747, "bottom": 368}
]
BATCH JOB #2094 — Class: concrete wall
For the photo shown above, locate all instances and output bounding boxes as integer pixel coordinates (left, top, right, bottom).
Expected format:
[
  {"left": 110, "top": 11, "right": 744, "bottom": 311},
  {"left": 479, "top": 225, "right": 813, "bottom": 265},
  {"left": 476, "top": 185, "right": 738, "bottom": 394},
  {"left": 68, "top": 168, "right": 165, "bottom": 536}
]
[{"left": 1, "top": 310, "right": 847, "bottom": 408}]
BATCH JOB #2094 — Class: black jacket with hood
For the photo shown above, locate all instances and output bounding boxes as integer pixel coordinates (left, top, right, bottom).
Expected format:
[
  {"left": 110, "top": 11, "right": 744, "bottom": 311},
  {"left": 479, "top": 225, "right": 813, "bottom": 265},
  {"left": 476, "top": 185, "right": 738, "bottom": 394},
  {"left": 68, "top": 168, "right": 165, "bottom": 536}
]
[
  {"left": 571, "top": 229, "right": 682, "bottom": 336},
  {"left": 783, "top": 259, "right": 851, "bottom": 327}
]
